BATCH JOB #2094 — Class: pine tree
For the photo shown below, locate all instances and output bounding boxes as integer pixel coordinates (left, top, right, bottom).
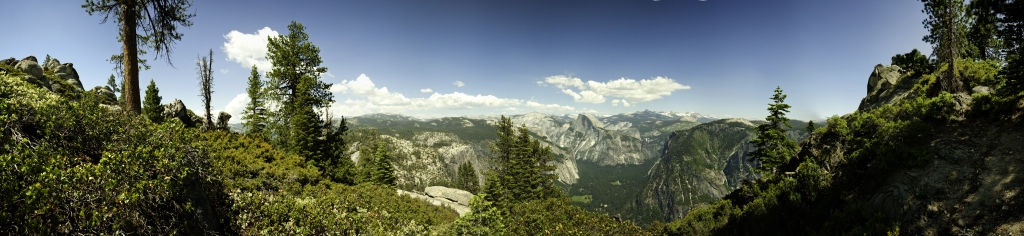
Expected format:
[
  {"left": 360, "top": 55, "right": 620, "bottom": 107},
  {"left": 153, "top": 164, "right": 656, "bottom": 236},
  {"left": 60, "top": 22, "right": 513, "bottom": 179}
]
[
  {"left": 196, "top": 49, "right": 214, "bottom": 130},
  {"left": 483, "top": 116, "right": 561, "bottom": 209},
  {"left": 42, "top": 54, "right": 51, "bottom": 68},
  {"left": 806, "top": 120, "right": 815, "bottom": 134},
  {"left": 891, "top": 49, "right": 935, "bottom": 77},
  {"left": 968, "top": 0, "right": 1002, "bottom": 60},
  {"left": 142, "top": 79, "right": 163, "bottom": 123},
  {"left": 241, "top": 65, "right": 267, "bottom": 137},
  {"left": 320, "top": 116, "right": 355, "bottom": 185},
  {"left": 265, "top": 21, "right": 332, "bottom": 150},
  {"left": 83, "top": 0, "right": 195, "bottom": 114},
  {"left": 455, "top": 161, "right": 480, "bottom": 193},
  {"left": 354, "top": 129, "right": 379, "bottom": 184},
  {"left": 289, "top": 76, "right": 320, "bottom": 159},
  {"left": 370, "top": 141, "right": 396, "bottom": 188},
  {"left": 106, "top": 74, "right": 124, "bottom": 104},
  {"left": 749, "top": 86, "right": 799, "bottom": 176},
  {"left": 999, "top": 0, "right": 1024, "bottom": 96},
  {"left": 922, "top": 0, "right": 970, "bottom": 94}
]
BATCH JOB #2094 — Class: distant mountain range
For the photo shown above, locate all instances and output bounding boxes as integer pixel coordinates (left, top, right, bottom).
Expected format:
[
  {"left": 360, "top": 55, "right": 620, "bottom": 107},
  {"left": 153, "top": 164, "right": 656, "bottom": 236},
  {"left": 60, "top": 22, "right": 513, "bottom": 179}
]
[{"left": 228, "top": 110, "right": 809, "bottom": 224}]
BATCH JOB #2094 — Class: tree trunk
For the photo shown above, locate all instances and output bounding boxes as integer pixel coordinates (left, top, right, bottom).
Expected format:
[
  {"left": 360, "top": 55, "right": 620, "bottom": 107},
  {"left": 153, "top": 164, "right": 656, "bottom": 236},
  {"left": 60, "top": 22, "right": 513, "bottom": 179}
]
[
  {"left": 121, "top": 3, "right": 142, "bottom": 114},
  {"left": 941, "top": 0, "right": 963, "bottom": 94}
]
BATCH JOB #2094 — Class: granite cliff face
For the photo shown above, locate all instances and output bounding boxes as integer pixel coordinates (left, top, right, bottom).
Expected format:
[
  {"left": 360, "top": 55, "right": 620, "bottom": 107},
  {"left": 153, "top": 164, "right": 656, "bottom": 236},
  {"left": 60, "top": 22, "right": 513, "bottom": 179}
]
[
  {"left": 509, "top": 112, "right": 695, "bottom": 166},
  {"left": 344, "top": 111, "right": 711, "bottom": 187},
  {"left": 622, "top": 119, "right": 760, "bottom": 223}
]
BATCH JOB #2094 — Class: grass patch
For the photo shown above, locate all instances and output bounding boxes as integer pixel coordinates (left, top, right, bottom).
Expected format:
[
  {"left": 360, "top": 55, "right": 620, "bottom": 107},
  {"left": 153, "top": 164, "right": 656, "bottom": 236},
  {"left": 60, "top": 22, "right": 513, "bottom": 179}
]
[{"left": 571, "top": 195, "right": 594, "bottom": 204}]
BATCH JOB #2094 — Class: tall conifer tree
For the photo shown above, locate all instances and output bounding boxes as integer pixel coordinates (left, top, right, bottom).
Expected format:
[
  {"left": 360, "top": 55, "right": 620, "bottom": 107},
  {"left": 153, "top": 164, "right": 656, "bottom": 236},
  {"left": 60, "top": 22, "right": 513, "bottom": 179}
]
[
  {"left": 922, "top": 0, "right": 970, "bottom": 94},
  {"left": 83, "top": 0, "right": 195, "bottom": 114},
  {"left": 265, "top": 21, "right": 332, "bottom": 150},
  {"left": 142, "top": 79, "right": 163, "bottom": 123},
  {"left": 483, "top": 116, "right": 561, "bottom": 209},
  {"left": 455, "top": 161, "right": 479, "bottom": 193},
  {"left": 370, "top": 141, "right": 396, "bottom": 188},
  {"left": 242, "top": 65, "right": 267, "bottom": 137},
  {"left": 749, "top": 87, "right": 799, "bottom": 176}
]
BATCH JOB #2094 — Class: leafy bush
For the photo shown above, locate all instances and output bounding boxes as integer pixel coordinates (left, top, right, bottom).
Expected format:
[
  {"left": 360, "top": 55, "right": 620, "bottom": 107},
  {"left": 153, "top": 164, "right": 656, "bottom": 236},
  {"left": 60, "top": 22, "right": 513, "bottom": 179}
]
[
  {"left": 0, "top": 78, "right": 228, "bottom": 234},
  {"left": 448, "top": 194, "right": 507, "bottom": 235},
  {"left": 663, "top": 88, "right": 958, "bottom": 235},
  {"left": 504, "top": 198, "right": 648, "bottom": 235},
  {"left": 199, "top": 131, "right": 321, "bottom": 194},
  {"left": 956, "top": 58, "right": 1002, "bottom": 89},
  {"left": 891, "top": 49, "right": 935, "bottom": 77},
  {"left": 230, "top": 183, "right": 457, "bottom": 235}
]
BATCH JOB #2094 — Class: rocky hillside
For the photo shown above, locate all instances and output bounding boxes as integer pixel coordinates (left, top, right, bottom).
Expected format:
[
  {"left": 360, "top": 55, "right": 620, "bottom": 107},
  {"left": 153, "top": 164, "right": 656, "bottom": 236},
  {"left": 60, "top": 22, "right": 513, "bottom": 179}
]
[
  {"left": 342, "top": 110, "right": 711, "bottom": 189},
  {"left": 654, "top": 58, "right": 1023, "bottom": 235},
  {"left": 621, "top": 119, "right": 760, "bottom": 223},
  {"left": 814, "top": 62, "right": 1023, "bottom": 234}
]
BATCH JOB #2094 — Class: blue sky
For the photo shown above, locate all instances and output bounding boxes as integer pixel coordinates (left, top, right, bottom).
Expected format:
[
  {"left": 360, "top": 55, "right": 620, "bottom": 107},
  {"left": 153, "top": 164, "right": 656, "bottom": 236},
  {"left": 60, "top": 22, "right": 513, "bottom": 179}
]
[{"left": 1, "top": 0, "right": 932, "bottom": 122}]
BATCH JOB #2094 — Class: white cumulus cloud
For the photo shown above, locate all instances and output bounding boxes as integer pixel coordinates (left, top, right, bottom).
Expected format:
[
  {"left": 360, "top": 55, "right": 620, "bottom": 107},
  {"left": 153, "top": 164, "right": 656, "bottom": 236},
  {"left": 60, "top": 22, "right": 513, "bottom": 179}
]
[
  {"left": 560, "top": 89, "right": 605, "bottom": 103},
  {"left": 540, "top": 75, "right": 689, "bottom": 105},
  {"left": 420, "top": 88, "right": 433, "bottom": 93},
  {"left": 543, "top": 75, "right": 586, "bottom": 90},
  {"left": 222, "top": 93, "right": 250, "bottom": 123},
  {"left": 222, "top": 27, "right": 279, "bottom": 72},
  {"left": 220, "top": 69, "right": 229, "bottom": 74},
  {"left": 453, "top": 80, "right": 465, "bottom": 87},
  {"left": 328, "top": 74, "right": 590, "bottom": 117}
]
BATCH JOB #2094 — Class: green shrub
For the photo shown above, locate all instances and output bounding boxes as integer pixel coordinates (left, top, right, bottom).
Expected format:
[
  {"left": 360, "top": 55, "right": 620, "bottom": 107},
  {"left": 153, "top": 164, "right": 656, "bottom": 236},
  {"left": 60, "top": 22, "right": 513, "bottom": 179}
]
[
  {"left": 0, "top": 83, "right": 227, "bottom": 234},
  {"left": 448, "top": 194, "right": 507, "bottom": 235},
  {"left": 663, "top": 200, "right": 740, "bottom": 236},
  {"left": 957, "top": 58, "right": 1002, "bottom": 89},
  {"left": 504, "top": 198, "right": 648, "bottom": 235},
  {"left": 665, "top": 85, "right": 962, "bottom": 235},
  {"left": 230, "top": 183, "right": 457, "bottom": 235},
  {"left": 200, "top": 131, "right": 321, "bottom": 194}
]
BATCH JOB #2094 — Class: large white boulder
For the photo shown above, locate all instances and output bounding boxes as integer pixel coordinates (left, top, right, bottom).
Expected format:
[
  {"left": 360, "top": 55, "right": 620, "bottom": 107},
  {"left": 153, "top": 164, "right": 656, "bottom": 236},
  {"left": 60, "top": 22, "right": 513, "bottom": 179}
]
[{"left": 425, "top": 186, "right": 473, "bottom": 206}]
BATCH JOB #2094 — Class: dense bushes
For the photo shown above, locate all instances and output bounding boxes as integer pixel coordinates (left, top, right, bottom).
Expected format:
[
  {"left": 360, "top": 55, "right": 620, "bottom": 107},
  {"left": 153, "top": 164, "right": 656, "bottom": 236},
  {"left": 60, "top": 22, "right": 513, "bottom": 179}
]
[
  {"left": 658, "top": 80, "right": 964, "bottom": 235},
  {"left": 200, "top": 130, "right": 461, "bottom": 234},
  {"left": 231, "top": 183, "right": 458, "bottom": 235},
  {"left": 199, "top": 131, "right": 320, "bottom": 194},
  {"left": 0, "top": 74, "right": 227, "bottom": 234},
  {"left": 449, "top": 194, "right": 648, "bottom": 235},
  {"left": 0, "top": 70, "right": 657, "bottom": 234},
  {"left": 0, "top": 73, "right": 464, "bottom": 234}
]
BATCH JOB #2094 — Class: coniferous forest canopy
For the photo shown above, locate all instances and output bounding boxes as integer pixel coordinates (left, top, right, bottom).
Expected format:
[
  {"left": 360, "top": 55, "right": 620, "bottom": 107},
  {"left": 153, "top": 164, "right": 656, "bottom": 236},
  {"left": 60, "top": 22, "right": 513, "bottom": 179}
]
[{"left": 1, "top": 0, "right": 1024, "bottom": 235}]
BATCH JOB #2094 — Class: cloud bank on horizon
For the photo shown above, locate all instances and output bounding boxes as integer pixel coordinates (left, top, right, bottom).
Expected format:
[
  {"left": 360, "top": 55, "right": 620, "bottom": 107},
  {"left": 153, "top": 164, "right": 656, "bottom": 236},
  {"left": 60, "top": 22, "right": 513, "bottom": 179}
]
[
  {"left": 219, "top": 27, "right": 693, "bottom": 123},
  {"left": 539, "top": 75, "right": 690, "bottom": 107}
]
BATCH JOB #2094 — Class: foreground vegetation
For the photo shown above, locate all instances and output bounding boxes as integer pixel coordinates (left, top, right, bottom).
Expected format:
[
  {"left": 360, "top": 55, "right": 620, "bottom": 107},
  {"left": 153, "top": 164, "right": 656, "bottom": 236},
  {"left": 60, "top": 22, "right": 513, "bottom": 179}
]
[{"left": 0, "top": 67, "right": 642, "bottom": 234}]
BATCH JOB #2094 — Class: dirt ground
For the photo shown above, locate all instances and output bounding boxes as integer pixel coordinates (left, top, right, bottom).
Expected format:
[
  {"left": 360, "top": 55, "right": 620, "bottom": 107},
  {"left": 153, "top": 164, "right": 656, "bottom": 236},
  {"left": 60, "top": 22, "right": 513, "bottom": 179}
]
[{"left": 877, "top": 118, "right": 1024, "bottom": 235}]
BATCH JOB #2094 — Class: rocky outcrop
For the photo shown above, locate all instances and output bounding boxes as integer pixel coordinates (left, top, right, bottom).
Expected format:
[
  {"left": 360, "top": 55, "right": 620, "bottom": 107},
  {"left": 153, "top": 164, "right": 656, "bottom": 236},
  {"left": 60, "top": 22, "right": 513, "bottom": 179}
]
[
  {"left": 398, "top": 187, "right": 472, "bottom": 216},
  {"left": 0, "top": 57, "right": 17, "bottom": 66},
  {"left": 52, "top": 62, "right": 82, "bottom": 91},
  {"left": 162, "top": 99, "right": 197, "bottom": 127},
  {"left": 972, "top": 86, "right": 992, "bottom": 95},
  {"left": 858, "top": 64, "right": 920, "bottom": 112},
  {"left": 425, "top": 186, "right": 473, "bottom": 205},
  {"left": 89, "top": 86, "right": 117, "bottom": 104},
  {"left": 215, "top": 112, "right": 232, "bottom": 130},
  {"left": 3, "top": 55, "right": 86, "bottom": 93},
  {"left": 15, "top": 58, "right": 45, "bottom": 86}
]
